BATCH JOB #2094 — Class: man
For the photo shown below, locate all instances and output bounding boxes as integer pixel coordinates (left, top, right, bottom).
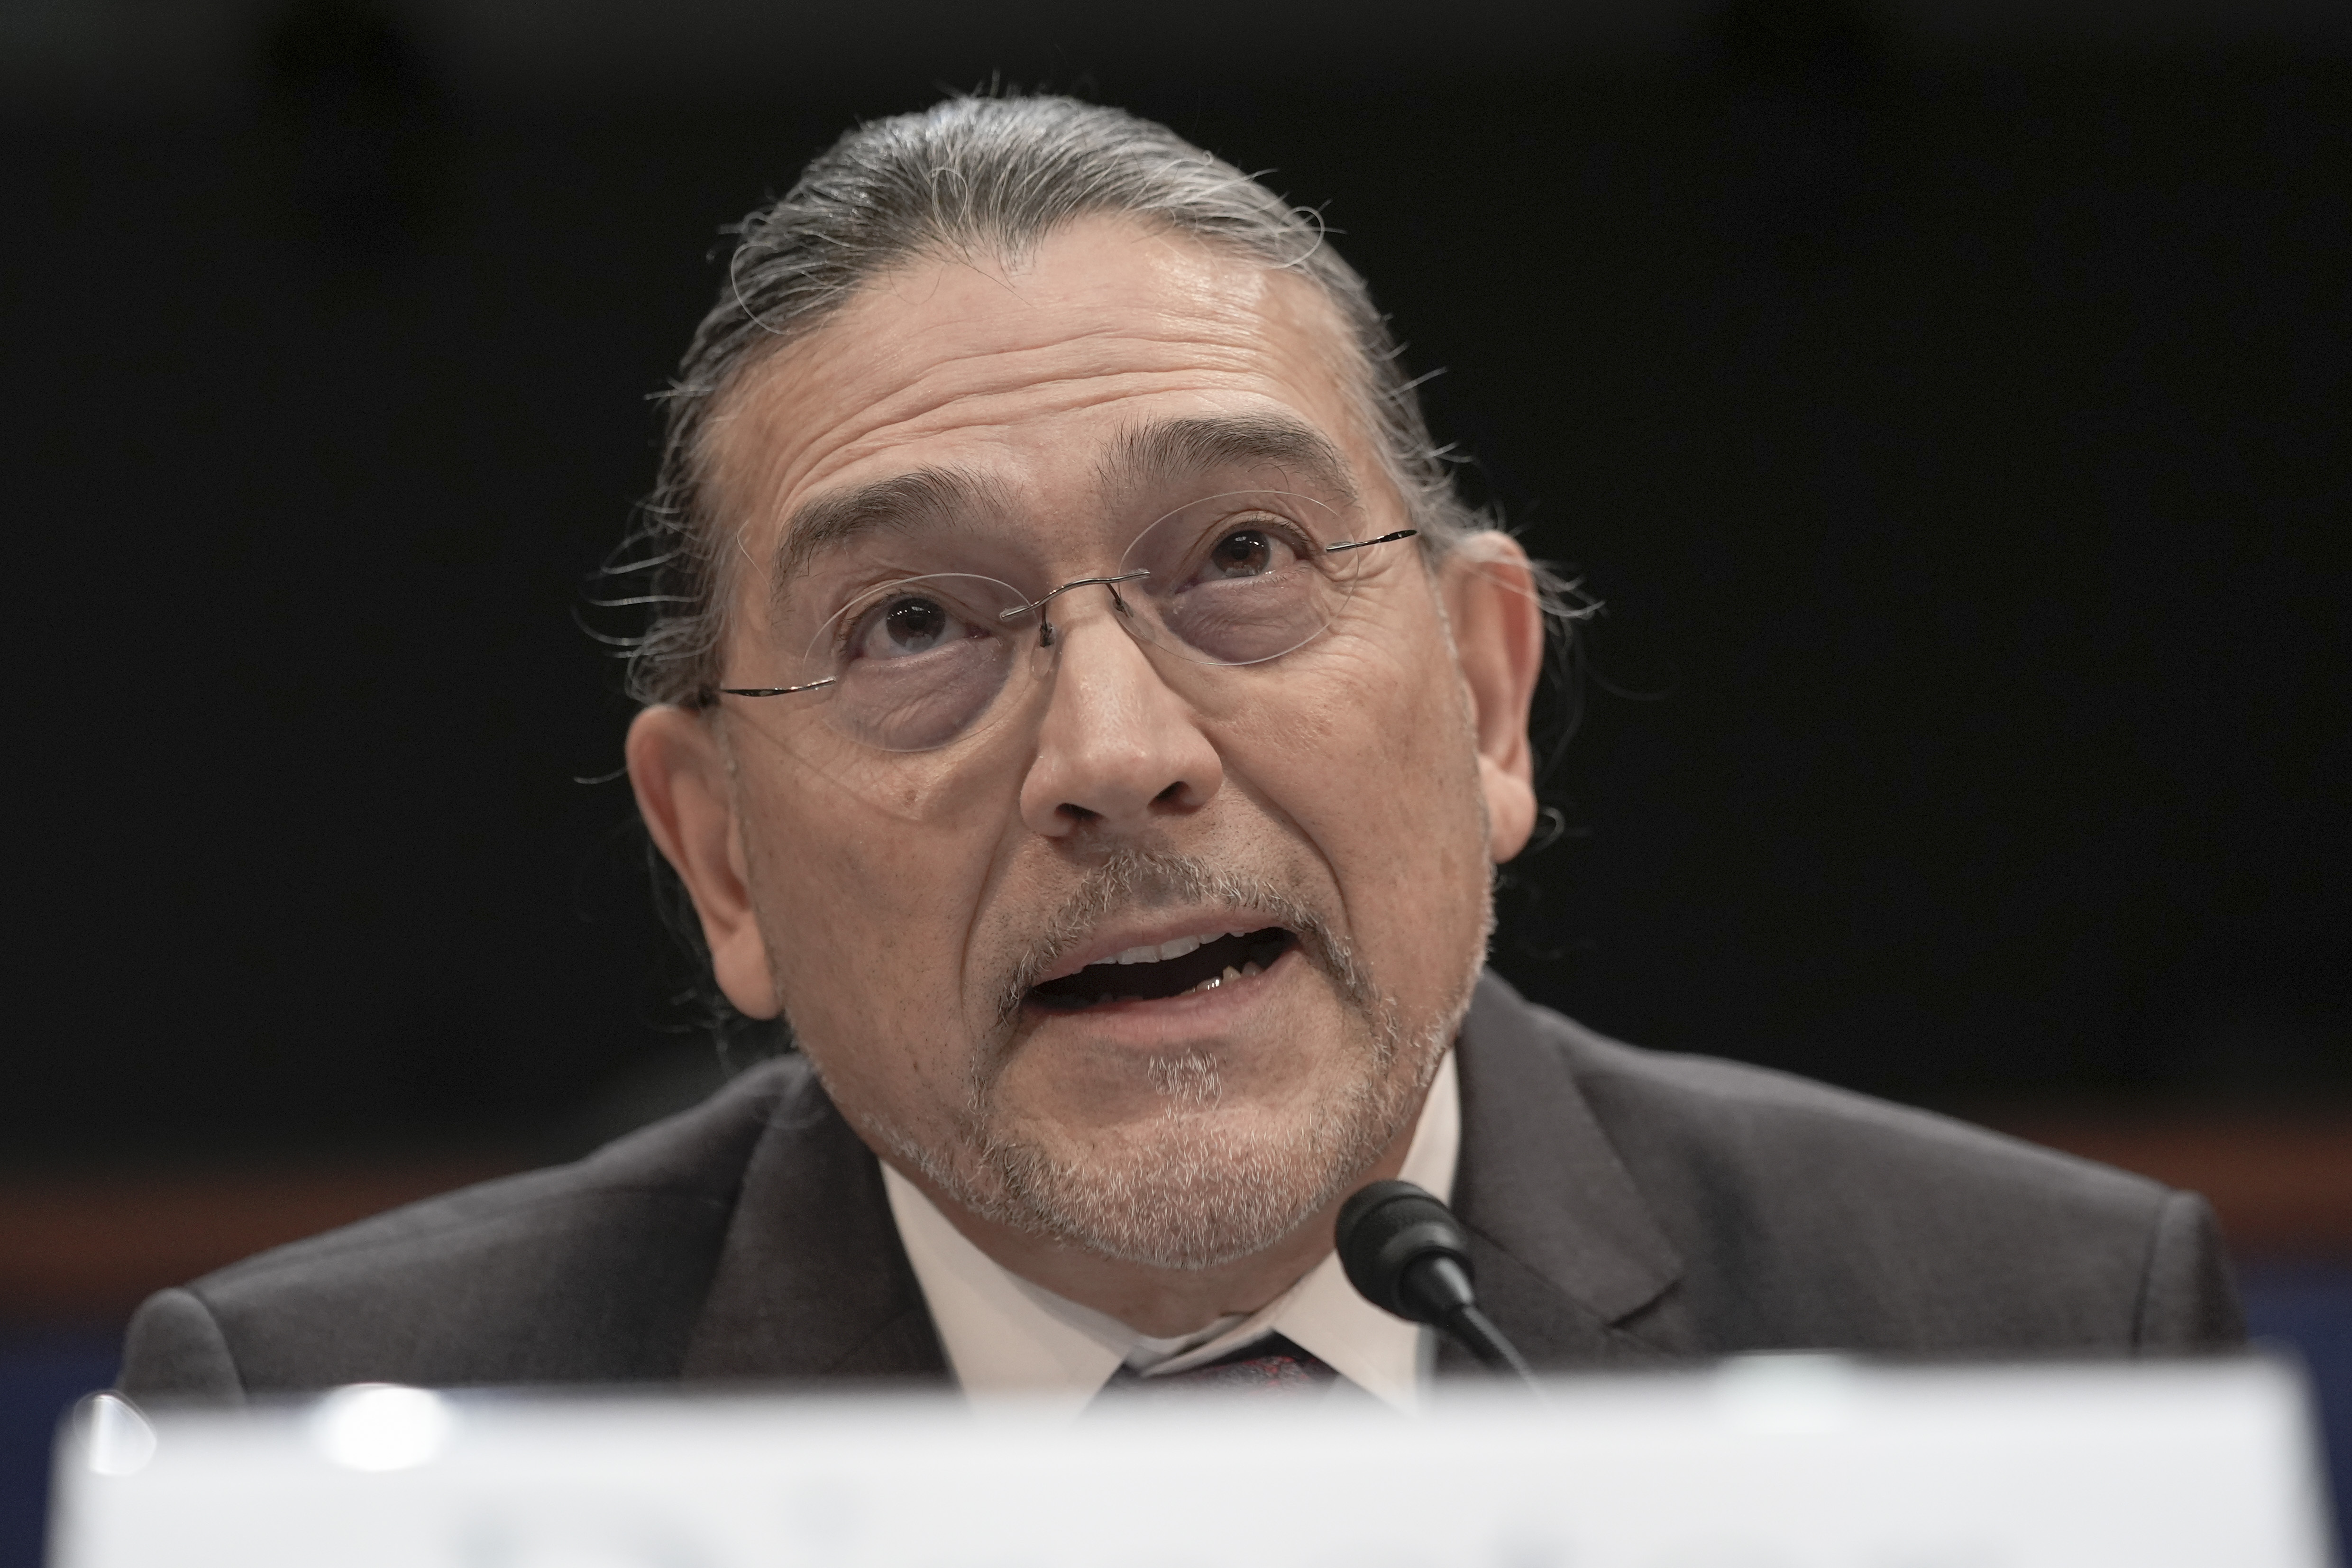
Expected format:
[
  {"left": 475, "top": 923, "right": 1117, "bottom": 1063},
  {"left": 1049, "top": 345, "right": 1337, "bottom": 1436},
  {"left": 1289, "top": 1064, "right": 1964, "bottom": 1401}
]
[{"left": 120, "top": 96, "right": 2239, "bottom": 1409}]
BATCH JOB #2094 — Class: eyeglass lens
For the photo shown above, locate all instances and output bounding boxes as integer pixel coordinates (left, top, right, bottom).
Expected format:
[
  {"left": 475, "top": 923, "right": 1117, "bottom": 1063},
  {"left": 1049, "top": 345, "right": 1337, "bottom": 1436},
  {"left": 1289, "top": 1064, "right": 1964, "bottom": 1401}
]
[{"left": 723, "top": 491, "right": 1409, "bottom": 754}]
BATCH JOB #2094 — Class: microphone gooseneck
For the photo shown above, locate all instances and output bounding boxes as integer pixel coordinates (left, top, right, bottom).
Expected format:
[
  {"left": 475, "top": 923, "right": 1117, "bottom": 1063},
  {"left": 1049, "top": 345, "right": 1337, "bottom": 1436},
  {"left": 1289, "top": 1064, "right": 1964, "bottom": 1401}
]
[{"left": 1335, "top": 1180, "right": 1541, "bottom": 1389}]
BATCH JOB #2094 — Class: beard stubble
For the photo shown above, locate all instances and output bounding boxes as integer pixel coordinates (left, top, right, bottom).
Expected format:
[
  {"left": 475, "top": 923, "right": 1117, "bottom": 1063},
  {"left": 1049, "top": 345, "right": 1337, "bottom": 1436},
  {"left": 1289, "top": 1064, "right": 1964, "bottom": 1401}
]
[{"left": 835, "top": 847, "right": 1487, "bottom": 1272}]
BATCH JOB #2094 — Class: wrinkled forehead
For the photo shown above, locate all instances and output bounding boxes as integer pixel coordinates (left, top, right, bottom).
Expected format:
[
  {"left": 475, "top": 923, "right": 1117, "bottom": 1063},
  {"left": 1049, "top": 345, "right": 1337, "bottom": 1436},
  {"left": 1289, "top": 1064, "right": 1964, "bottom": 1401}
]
[
  {"left": 695, "top": 219, "right": 1386, "bottom": 586},
  {"left": 766, "top": 412, "right": 1364, "bottom": 589}
]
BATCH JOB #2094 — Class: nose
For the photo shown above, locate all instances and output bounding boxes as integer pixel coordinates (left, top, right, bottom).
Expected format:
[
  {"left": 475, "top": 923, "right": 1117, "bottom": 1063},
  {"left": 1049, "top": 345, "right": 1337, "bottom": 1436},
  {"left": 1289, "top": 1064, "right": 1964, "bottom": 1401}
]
[{"left": 1018, "top": 593, "right": 1224, "bottom": 839}]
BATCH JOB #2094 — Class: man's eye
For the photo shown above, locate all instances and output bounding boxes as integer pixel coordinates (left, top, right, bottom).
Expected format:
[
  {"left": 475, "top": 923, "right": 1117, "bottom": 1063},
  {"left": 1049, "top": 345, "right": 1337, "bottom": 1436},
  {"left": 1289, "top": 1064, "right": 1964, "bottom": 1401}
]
[
  {"left": 1208, "top": 530, "right": 1272, "bottom": 577},
  {"left": 852, "top": 595, "right": 965, "bottom": 659},
  {"left": 1198, "top": 524, "right": 1304, "bottom": 581}
]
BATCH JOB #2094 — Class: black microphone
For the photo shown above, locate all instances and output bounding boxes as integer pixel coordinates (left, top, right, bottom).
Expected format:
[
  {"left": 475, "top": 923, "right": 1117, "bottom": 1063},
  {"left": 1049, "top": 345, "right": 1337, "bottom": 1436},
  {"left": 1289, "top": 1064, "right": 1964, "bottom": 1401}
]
[{"left": 1336, "top": 1180, "right": 1541, "bottom": 1389}]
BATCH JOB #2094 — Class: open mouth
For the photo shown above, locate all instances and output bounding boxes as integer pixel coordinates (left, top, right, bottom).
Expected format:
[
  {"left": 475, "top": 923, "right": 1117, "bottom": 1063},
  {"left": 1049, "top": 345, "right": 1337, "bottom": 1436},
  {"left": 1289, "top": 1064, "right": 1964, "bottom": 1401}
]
[{"left": 1027, "top": 928, "right": 1297, "bottom": 1012}]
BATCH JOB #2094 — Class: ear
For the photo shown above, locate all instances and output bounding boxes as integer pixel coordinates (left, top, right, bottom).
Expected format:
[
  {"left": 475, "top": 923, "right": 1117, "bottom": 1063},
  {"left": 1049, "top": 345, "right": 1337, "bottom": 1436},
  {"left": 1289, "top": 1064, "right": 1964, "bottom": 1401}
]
[
  {"left": 624, "top": 706, "right": 782, "bottom": 1018},
  {"left": 1440, "top": 533, "right": 1547, "bottom": 863}
]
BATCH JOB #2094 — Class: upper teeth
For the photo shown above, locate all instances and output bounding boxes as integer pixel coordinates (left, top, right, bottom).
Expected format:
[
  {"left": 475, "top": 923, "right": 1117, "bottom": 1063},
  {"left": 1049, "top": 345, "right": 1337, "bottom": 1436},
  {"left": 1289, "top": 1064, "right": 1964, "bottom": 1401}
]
[{"left": 1101, "top": 929, "right": 1247, "bottom": 967}]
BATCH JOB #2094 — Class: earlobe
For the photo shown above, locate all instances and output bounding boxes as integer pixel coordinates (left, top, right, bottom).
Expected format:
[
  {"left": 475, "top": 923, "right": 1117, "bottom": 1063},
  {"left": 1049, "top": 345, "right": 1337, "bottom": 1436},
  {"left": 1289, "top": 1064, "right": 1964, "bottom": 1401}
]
[
  {"left": 624, "top": 706, "right": 782, "bottom": 1018},
  {"left": 1441, "top": 534, "right": 1546, "bottom": 864}
]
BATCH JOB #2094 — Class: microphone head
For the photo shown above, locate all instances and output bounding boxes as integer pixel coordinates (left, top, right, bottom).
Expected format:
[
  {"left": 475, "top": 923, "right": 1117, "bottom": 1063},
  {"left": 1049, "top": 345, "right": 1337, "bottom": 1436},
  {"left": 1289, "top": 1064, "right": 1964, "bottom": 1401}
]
[{"left": 1335, "top": 1179, "right": 1475, "bottom": 1324}]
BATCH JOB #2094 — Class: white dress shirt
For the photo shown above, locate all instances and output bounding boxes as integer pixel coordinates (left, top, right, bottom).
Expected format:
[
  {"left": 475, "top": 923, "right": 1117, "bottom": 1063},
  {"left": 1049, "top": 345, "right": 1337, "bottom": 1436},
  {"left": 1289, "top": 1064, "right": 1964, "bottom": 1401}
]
[{"left": 881, "top": 1049, "right": 1461, "bottom": 1416}]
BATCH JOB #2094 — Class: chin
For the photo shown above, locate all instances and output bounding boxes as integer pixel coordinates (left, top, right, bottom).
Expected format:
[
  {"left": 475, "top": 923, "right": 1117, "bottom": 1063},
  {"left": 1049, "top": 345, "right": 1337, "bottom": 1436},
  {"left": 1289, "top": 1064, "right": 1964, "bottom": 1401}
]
[
  {"left": 990, "top": 1100, "right": 1391, "bottom": 1270},
  {"left": 972, "top": 1027, "right": 1442, "bottom": 1269}
]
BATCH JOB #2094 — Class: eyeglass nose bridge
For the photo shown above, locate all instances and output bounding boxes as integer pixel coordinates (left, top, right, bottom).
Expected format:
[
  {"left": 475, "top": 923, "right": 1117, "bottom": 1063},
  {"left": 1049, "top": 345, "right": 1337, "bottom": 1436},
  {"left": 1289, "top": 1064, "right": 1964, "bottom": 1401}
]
[{"left": 1000, "top": 568, "right": 1152, "bottom": 650}]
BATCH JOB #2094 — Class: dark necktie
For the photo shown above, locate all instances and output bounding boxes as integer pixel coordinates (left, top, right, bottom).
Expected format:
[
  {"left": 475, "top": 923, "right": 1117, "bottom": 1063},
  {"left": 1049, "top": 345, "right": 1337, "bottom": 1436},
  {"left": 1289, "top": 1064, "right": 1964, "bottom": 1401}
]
[{"left": 1101, "top": 1332, "right": 1340, "bottom": 1399}]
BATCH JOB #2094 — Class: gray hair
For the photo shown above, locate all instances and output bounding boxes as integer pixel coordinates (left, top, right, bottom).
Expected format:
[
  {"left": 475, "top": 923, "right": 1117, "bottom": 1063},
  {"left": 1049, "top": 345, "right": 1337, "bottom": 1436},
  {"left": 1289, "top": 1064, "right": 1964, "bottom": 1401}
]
[{"left": 604, "top": 93, "right": 1492, "bottom": 710}]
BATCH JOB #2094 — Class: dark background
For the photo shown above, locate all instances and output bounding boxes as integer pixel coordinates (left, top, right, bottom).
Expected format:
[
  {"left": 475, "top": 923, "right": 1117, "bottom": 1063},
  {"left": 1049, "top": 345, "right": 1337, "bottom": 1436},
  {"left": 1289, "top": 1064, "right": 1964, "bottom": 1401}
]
[
  {"left": 3, "top": 3, "right": 2349, "bottom": 1561},
  {"left": 3, "top": 0, "right": 2345, "bottom": 1155}
]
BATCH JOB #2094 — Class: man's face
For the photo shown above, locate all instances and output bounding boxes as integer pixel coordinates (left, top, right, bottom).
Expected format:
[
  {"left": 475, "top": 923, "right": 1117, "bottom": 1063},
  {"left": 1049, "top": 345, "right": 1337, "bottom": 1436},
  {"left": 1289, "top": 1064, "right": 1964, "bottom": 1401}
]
[{"left": 675, "top": 218, "right": 1517, "bottom": 1269}]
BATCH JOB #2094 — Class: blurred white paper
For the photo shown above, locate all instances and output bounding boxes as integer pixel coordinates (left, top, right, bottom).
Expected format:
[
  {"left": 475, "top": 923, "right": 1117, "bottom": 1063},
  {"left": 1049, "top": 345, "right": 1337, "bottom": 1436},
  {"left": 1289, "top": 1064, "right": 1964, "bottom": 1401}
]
[{"left": 51, "top": 1356, "right": 2335, "bottom": 1568}]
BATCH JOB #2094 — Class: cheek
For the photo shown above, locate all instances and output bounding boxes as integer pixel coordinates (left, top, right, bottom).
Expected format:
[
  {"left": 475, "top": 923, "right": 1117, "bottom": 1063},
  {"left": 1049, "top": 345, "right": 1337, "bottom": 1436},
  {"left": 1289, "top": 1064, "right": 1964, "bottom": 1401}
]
[
  {"left": 736, "top": 770, "right": 997, "bottom": 1113},
  {"left": 1226, "top": 622, "right": 1492, "bottom": 984}
]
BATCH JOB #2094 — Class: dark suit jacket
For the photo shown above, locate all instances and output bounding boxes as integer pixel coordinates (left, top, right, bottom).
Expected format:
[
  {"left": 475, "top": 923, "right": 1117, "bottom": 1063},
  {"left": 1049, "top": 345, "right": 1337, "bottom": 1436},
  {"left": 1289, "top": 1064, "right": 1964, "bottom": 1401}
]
[{"left": 118, "top": 973, "right": 2242, "bottom": 1399}]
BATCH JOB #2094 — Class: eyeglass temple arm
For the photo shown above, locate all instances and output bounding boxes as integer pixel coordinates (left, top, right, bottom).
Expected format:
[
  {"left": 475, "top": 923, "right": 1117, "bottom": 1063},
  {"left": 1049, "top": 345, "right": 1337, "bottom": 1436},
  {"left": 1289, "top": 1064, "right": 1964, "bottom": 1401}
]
[
  {"left": 1324, "top": 528, "right": 1419, "bottom": 553},
  {"left": 716, "top": 676, "right": 835, "bottom": 698}
]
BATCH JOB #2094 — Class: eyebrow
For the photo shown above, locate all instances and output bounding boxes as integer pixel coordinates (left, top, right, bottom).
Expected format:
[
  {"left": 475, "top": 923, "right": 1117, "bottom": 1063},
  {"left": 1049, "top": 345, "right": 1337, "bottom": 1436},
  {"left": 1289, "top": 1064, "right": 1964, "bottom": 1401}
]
[
  {"left": 769, "top": 465, "right": 1007, "bottom": 598},
  {"left": 765, "top": 412, "right": 1362, "bottom": 596},
  {"left": 1104, "top": 413, "right": 1361, "bottom": 507}
]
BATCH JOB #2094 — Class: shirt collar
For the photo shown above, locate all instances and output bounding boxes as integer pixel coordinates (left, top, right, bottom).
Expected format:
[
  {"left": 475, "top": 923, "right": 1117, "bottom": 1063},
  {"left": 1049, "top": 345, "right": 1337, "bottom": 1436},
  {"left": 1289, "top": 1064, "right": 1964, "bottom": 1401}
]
[{"left": 882, "top": 1048, "right": 1461, "bottom": 1416}]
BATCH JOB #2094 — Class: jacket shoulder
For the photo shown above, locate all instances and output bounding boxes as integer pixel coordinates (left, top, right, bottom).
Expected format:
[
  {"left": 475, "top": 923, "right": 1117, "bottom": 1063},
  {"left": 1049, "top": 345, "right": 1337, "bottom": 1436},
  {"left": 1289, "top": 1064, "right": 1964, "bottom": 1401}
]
[
  {"left": 119, "top": 1056, "right": 813, "bottom": 1400},
  {"left": 1493, "top": 987, "right": 2241, "bottom": 1353},
  {"left": 1556, "top": 1012, "right": 2156, "bottom": 1210}
]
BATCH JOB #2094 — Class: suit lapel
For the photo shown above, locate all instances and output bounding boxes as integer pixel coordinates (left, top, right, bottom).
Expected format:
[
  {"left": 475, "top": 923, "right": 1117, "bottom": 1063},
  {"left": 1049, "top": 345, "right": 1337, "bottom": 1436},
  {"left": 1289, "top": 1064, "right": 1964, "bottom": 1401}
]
[
  {"left": 681, "top": 1057, "right": 950, "bottom": 1383},
  {"left": 1446, "top": 972, "right": 1687, "bottom": 1371}
]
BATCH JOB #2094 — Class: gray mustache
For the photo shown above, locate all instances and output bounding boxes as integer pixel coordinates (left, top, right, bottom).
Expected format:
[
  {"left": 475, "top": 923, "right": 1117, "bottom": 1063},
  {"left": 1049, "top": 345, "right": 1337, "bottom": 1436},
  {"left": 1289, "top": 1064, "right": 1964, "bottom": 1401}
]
[{"left": 991, "top": 849, "right": 1368, "bottom": 1026}]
